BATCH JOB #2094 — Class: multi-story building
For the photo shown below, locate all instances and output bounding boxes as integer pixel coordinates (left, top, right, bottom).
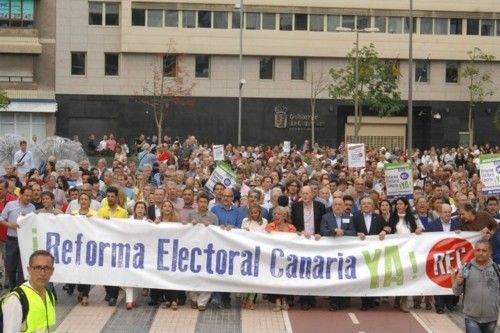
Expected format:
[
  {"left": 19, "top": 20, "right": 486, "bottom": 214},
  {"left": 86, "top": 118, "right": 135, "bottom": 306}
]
[
  {"left": 0, "top": 0, "right": 57, "bottom": 141},
  {"left": 55, "top": 0, "right": 500, "bottom": 148}
]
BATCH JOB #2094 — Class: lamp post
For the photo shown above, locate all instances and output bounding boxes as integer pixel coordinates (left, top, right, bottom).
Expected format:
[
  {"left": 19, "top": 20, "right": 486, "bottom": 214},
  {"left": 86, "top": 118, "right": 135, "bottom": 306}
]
[
  {"left": 407, "top": 0, "right": 414, "bottom": 158},
  {"left": 236, "top": 0, "right": 244, "bottom": 145},
  {"left": 336, "top": 27, "right": 379, "bottom": 143}
]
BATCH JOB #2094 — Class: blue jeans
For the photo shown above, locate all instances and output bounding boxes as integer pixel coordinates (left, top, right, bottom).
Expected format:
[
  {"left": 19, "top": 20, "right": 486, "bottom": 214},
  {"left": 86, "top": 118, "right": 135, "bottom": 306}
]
[{"left": 464, "top": 318, "right": 497, "bottom": 333}]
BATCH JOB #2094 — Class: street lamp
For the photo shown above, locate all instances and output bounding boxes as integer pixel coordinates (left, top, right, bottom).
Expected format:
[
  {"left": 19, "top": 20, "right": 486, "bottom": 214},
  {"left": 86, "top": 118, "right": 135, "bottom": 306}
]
[
  {"left": 236, "top": 0, "right": 244, "bottom": 145},
  {"left": 407, "top": 0, "right": 414, "bottom": 157},
  {"left": 336, "top": 27, "right": 379, "bottom": 143}
]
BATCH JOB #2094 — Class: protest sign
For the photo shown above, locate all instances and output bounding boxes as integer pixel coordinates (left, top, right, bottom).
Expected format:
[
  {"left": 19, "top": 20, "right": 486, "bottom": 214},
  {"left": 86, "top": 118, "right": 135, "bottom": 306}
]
[
  {"left": 479, "top": 154, "right": 500, "bottom": 195},
  {"left": 384, "top": 163, "right": 414, "bottom": 199},
  {"left": 204, "top": 162, "right": 237, "bottom": 194},
  {"left": 213, "top": 145, "right": 224, "bottom": 161},
  {"left": 347, "top": 144, "right": 366, "bottom": 168},
  {"left": 18, "top": 214, "right": 481, "bottom": 296}
]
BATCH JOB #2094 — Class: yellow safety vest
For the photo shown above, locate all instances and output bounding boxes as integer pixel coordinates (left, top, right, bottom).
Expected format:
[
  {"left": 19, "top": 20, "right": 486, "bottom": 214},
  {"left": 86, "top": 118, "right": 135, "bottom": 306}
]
[{"left": 19, "top": 285, "right": 56, "bottom": 333}]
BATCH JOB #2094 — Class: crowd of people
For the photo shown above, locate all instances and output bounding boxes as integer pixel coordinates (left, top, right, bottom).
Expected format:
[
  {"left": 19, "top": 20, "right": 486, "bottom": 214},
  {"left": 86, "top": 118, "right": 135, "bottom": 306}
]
[{"left": 0, "top": 136, "right": 498, "bottom": 321}]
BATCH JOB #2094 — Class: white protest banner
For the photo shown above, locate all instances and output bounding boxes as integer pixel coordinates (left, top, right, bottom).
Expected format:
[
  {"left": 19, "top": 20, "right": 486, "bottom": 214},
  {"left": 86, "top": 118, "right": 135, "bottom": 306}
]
[
  {"left": 213, "top": 145, "right": 224, "bottom": 161},
  {"left": 479, "top": 154, "right": 500, "bottom": 195},
  {"left": 18, "top": 214, "right": 481, "bottom": 296},
  {"left": 283, "top": 141, "right": 291, "bottom": 154},
  {"left": 384, "top": 162, "right": 414, "bottom": 200},
  {"left": 204, "top": 162, "right": 237, "bottom": 194},
  {"left": 347, "top": 143, "right": 366, "bottom": 168}
]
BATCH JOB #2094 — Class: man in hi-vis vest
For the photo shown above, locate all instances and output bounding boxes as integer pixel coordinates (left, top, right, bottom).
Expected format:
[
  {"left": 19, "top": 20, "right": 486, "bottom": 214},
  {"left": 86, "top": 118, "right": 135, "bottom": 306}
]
[{"left": 2, "top": 250, "right": 56, "bottom": 333}]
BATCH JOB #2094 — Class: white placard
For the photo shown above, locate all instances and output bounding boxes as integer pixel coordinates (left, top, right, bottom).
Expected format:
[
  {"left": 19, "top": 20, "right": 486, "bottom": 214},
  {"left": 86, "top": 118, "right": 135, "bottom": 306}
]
[
  {"left": 347, "top": 143, "right": 366, "bottom": 168},
  {"left": 213, "top": 145, "right": 224, "bottom": 161}
]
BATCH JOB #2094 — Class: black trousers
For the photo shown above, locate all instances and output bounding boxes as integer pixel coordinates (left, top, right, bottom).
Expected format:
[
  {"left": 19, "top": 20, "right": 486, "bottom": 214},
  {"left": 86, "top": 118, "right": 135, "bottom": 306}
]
[
  {"left": 361, "top": 297, "right": 375, "bottom": 308},
  {"left": 78, "top": 284, "right": 91, "bottom": 297},
  {"left": 6, "top": 237, "right": 24, "bottom": 289},
  {"left": 299, "top": 296, "right": 315, "bottom": 306},
  {"left": 105, "top": 286, "right": 119, "bottom": 299}
]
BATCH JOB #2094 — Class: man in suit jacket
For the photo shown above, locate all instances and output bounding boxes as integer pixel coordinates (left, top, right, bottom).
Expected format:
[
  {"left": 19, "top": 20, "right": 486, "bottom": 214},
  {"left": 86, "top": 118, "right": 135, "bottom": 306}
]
[
  {"left": 290, "top": 185, "right": 326, "bottom": 310},
  {"left": 320, "top": 197, "right": 356, "bottom": 311},
  {"left": 147, "top": 188, "right": 165, "bottom": 220},
  {"left": 426, "top": 203, "right": 461, "bottom": 314},
  {"left": 352, "top": 196, "right": 388, "bottom": 311}
]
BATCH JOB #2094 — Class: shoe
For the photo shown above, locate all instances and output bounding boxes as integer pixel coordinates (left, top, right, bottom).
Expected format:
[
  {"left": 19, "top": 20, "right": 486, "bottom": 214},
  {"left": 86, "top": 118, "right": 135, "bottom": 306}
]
[
  {"left": 425, "top": 303, "right": 433, "bottom": 311},
  {"left": 108, "top": 297, "right": 117, "bottom": 306},
  {"left": 81, "top": 297, "right": 89, "bottom": 306},
  {"left": 171, "top": 301, "right": 178, "bottom": 310},
  {"left": 360, "top": 306, "right": 368, "bottom": 311},
  {"left": 77, "top": 292, "right": 83, "bottom": 302},
  {"left": 190, "top": 300, "right": 198, "bottom": 309},
  {"left": 272, "top": 299, "right": 282, "bottom": 312},
  {"left": 126, "top": 302, "right": 133, "bottom": 310},
  {"left": 161, "top": 301, "right": 170, "bottom": 309},
  {"left": 436, "top": 309, "right": 444, "bottom": 314},
  {"left": 400, "top": 299, "right": 410, "bottom": 313},
  {"left": 249, "top": 302, "right": 256, "bottom": 310},
  {"left": 198, "top": 305, "right": 206, "bottom": 311},
  {"left": 414, "top": 303, "right": 421, "bottom": 309},
  {"left": 281, "top": 299, "right": 289, "bottom": 311},
  {"left": 329, "top": 304, "right": 338, "bottom": 312},
  {"left": 105, "top": 294, "right": 110, "bottom": 302}
]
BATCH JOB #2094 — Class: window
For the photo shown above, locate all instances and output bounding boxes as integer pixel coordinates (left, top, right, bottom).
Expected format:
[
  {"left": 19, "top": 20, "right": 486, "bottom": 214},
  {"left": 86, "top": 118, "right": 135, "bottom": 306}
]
[
  {"left": 90, "top": 3, "right": 119, "bottom": 26},
  {"left": 404, "top": 17, "right": 416, "bottom": 33},
  {"left": 434, "top": 18, "right": 448, "bottom": 35},
  {"left": 445, "top": 61, "right": 458, "bottom": 83},
  {"left": 309, "top": 14, "right": 324, "bottom": 32},
  {"left": 0, "top": 0, "right": 34, "bottom": 28},
  {"left": 105, "top": 3, "right": 119, "bottom": 26},
  {"left": 415, "top": 60, "right": 429, "bottom": 82},
  {"left": 326, "top": 15, "right": 340, "bottom": 32},
  {"left": 163, "top": 55, "right": 177, "bottom": 77},
  {"left": 481, "top": 19, "right": 494, "bottom": 36},
  {"left": 259, "top": 57, "right": 274, "bottom": 79},
  {"left": 131, "top": 8, "right": 145, "bottom": 26},
  {"left": 280, "top": 13, "right": 292, "bottom": 31},
  {"left": 291, "top": 57, "right": 305, "bottom": 80},
  {"left": 497, "top": 20, "right": 500, "bottom": 36},
  {"left": 374, "top": 16, "right": 386, "bottom": 33},
  {"left": 198, "top": 11, "right": 211, "bottom": 28},
  {"left": 342, "top": 15, "right": 355, "bottom": 29},
  {"left": 450, "top": 18, "right": 462, "bottom": 35},
  {"left": 147, "top": 9, "right": 162, "bottom": 27},
  {"left": 388, "top": 16, "right": 403, "bottom": 33},
  {"left": 213, "top": 11, "right": 228, "bottom": 29},
  {"left": 467, "top": 19, "right": 479, "bottom": 35},
  {"left": 0, "top": 113, "right": 47, "bottom": 141},
  {"left": 262, "top": 13, "right": 275, "bottom": 30},
  {"left": 89, "top": 2, "right": 103, "bottom": 25},
  {"left": 245, "top": 12, "right": 260, "bottom": 30},
  {"left": 357, "top": 16, "right": 370, "bottom": 29},
  {"left": 295, "top": 14, "right": 307, "bottom": 31},
  {"left": 71, "top": 52, "right": 86, "bottom": 76},
  {"left": 104, "top": 53, "right": 119, "bottom": 76},
  {"left": 164, "top": 10, "right": 178, "bottom": 27},
  {"left": 182, "top": 10, "right": 195, "bottom": 28},
  {"left": 420, "top": 18, "right": 432, "bottom": 34},
  {"left": 195, "top": 55, "right": 210, "bottom": 78},
  {"left": 232, "top": 11, "right": 241, "bottom": 29}
]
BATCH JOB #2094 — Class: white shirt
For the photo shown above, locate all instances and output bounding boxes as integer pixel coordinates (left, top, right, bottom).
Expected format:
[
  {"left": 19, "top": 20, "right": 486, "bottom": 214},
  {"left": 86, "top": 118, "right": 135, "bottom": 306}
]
[
  {"left": 13, "top": 149, "right": 33, "bottom": 176},
  {"left": 363, "top": 213, "right": 372, "bottom": 233},
  {"left": 303, "top": 203, "right": 315, "bottom": 234},
  {"left": 241, "top": 217, "right": 268, "bottom": 231},
  {"left": 2, "top": 282, "right": 39, "bottom": 333},
  {"left": 441, "top": 219, "right": 452, "bottom": 232}
]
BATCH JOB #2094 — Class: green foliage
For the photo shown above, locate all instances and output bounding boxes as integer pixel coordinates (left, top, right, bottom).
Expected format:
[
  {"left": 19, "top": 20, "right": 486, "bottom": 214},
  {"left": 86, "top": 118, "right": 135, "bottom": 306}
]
[
  {"left": 0, "top": 90, "right": 9, "bottom": 110},
  {"left": 461, "top": 47, "right": 495, "bottom": 107},
  {"left": 328, "top": 43, "right": 401, "bottom": 117}
]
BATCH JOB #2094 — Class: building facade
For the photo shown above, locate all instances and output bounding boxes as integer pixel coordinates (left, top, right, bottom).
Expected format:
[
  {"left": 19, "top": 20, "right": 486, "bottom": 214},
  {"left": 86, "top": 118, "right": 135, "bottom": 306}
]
[
  {"left": 55, "top": 0, "right": 500, "bottom": 148},
  {"left": 0, "top": 0, "right": 57, "bottom": 141}
]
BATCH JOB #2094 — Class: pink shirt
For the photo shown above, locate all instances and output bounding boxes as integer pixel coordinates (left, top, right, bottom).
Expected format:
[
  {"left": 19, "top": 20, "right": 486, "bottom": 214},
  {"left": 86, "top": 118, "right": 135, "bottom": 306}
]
[{"left": 303, "top": 203, "right": 315, "bottom": 234}]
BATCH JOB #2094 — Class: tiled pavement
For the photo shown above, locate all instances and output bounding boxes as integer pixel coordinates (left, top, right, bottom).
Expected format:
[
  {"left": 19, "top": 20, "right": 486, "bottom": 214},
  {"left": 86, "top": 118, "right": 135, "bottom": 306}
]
[{"left": 2, "top": 284, "right": 500, "bottom": 332}]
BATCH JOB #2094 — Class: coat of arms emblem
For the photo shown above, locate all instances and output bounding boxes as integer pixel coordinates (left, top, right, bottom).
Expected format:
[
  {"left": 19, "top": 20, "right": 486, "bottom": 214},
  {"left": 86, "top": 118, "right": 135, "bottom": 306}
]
[{"left": 274, "top": 105, "right": 288, "bottom": 128}]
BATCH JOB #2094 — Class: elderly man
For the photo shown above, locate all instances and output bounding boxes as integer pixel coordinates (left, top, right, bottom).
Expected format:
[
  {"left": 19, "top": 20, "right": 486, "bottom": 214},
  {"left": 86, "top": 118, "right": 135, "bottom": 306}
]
[
  {"left": 459, "top": 204, "right": 497, "bottom": 240},
  {"left": 291, "top": 185, "right": 326, "bottom": 310},
  {"left": 352, "top": 196, "right": 387, "bottom": 311},
  {"left": 320, "top": 197, "right": 355, "bottom": 311},
  {"left": 426, "top": 204, "right": 461, "bottom": 313},
  {"left": 138, "top": 143, "right": 156, "bottom": 172}
]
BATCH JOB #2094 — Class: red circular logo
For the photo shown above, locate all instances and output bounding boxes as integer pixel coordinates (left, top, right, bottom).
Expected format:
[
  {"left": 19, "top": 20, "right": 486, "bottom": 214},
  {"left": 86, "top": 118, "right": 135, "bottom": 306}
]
[{"left": 426, "top": 238, "right": 474, "bottom": 288}]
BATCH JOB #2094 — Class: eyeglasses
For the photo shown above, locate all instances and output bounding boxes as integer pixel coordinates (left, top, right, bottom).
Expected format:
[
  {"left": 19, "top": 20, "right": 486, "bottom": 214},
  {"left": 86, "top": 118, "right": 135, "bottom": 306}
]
[
  {"left": 289, "top": 184, "right": 298, "bottom": 187},
  {"left": 30, "top": 265, "right": 54, "bottom": 273},
  {"left": 249, "top": 184, "right": 256, "bottom": 187}
]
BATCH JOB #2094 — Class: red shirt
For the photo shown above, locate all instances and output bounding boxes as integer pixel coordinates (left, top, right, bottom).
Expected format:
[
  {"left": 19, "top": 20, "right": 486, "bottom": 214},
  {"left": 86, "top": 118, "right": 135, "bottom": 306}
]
[{"left": 0, "top": 192, "right": 18, "bottom": 240}]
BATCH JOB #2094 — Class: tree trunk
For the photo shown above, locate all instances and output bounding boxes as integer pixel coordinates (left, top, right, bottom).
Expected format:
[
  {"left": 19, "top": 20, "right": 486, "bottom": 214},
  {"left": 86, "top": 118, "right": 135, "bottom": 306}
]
[{"left": 468, "top": 103, "right": 473, "bottom": 148}]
